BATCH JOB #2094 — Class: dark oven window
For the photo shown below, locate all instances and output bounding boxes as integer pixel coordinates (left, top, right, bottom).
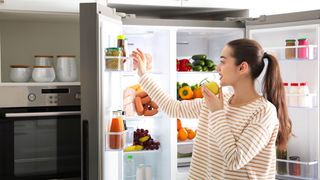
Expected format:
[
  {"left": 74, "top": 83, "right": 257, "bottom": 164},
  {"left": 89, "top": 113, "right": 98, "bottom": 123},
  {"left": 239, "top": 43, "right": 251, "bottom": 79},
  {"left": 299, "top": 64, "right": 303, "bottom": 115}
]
[{"left": 0, "top": 106, "right": 81, "bottom": 180}]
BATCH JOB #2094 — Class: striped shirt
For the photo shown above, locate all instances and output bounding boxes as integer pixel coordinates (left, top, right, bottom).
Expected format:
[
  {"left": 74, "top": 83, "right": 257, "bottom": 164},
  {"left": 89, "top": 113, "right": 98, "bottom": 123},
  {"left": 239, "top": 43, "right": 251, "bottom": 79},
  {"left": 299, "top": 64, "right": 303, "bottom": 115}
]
[{"left": 139, "top": 74, "right": 279, "bottom": 180}]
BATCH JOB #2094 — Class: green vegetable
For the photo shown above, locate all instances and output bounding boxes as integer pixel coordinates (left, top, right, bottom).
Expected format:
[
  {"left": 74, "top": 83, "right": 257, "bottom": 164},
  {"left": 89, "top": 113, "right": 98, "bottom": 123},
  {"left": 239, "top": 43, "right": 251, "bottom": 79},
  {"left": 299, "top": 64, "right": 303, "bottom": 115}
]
[
  {"left": 181, "top": 82, "right": 189, "bottom": 87},
  {"left": 192, "top": 54, "right": 207, "bottom": 60},
  {"left": 208, "top": 65, "right": 216, "bottom": 71},
  {"left": 192, "top": 65, "right": 202, "bottom": 71},
  {"left": 192, "top": 60, "right": 205, "bottom": 66},
  {"left": 202, "top": 66, "right": 208, "bottom": 71},
  {"left": 205, "top": 59, "right": 215, "bottom": 68}
]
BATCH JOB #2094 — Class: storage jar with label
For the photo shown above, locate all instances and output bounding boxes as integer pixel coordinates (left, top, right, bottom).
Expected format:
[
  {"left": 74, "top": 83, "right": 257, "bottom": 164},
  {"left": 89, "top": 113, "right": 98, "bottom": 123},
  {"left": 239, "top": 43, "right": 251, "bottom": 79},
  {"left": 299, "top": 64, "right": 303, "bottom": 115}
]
[
  {"left": 285, "top": 39, "right": 296, "bottom": 59},
  {"left": 105, "top": 47, "right": 124, "bottom": 71}
]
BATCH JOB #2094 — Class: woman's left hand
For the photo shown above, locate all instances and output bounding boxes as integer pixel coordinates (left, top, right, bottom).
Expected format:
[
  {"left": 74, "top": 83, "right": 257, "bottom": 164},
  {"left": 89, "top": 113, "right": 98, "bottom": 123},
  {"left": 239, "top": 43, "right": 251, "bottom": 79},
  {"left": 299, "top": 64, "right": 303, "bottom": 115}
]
[{"left": 202, "top": 86, "right": 224, "bottom": 112}]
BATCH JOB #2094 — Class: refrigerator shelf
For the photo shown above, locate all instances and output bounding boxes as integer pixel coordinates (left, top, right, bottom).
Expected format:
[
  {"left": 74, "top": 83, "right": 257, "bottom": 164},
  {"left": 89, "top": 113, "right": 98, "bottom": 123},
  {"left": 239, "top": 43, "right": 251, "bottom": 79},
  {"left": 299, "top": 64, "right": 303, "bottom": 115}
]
[
  {"left": 177, "top": 140, "right": 194, "bottom": 145},
  {"left": 265, "top": 44, "right": 318, "bottom": 50},
  {"left": 125, "top": 114, "right": 161, "bottom": 121},
  {"left": 123, "top": 149, "right": 161, "bottom": 154},
  {"left": 177, "top": 71, "right": 218, "bottom": 75},
  {"left": 279, "top": 58, "right": 318, "bottom": 61}
]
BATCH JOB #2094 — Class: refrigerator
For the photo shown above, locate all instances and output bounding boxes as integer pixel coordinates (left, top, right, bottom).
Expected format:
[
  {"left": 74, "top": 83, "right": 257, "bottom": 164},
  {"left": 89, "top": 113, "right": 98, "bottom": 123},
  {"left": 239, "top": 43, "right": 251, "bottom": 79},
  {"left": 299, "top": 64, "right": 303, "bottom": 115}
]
[{"left": 80, "top": 3, "right": 319, "bottom": 180}]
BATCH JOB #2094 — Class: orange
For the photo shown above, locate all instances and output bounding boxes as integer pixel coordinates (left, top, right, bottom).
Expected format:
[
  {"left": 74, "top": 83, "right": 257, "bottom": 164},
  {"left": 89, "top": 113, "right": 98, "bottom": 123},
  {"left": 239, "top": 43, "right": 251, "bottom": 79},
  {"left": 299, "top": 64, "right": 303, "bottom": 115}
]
[
  {"left": 186, "top": 128, "right": 196, "bottom": 140},
  {"left": 193, "top": 87, "right": 203, "bottom": 98},
  {"left": 178, "top": 128, "right": 188, "bottom": 141},
  {"left": 177, "top": 119, "right": 182, "bottom": 130}
]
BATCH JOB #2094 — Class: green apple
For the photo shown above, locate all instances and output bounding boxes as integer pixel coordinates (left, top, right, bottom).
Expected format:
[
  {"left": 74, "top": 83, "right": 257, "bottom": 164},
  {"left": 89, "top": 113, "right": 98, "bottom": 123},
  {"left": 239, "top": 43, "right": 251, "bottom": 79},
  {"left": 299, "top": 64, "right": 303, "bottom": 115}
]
[{"left": 204, "top": 81, "right": 219, "bottom": 95}]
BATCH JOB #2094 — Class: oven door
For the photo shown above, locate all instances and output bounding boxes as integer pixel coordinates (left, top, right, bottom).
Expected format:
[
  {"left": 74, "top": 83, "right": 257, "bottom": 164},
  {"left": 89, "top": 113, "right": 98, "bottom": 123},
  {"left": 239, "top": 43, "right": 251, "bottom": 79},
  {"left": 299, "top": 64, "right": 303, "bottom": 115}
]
[{"left": 0, "top": 106, "right": 81, "bottom": 180}]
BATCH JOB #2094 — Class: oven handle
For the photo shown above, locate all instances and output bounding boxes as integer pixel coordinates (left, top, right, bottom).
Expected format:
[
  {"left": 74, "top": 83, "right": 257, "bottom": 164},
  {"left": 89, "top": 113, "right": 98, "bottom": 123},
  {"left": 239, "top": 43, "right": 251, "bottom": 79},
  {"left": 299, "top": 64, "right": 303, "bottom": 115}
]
[{"left": 5, "top": 111, "right": 81, "bottom": 118}]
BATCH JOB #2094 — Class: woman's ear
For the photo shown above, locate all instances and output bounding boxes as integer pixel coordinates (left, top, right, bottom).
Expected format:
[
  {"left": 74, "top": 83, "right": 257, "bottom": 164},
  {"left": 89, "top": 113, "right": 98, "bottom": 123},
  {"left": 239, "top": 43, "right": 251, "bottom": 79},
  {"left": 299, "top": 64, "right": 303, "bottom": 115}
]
[{"left": 239, "top": 61, "right": 249, "bottom": 74}]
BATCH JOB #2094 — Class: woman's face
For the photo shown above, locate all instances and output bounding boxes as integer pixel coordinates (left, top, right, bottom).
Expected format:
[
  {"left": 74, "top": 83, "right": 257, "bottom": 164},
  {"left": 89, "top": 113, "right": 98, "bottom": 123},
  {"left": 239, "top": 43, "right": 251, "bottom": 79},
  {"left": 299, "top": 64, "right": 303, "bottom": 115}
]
[{"left": 217, "top": 45, "right": 240, "bottom": 86}]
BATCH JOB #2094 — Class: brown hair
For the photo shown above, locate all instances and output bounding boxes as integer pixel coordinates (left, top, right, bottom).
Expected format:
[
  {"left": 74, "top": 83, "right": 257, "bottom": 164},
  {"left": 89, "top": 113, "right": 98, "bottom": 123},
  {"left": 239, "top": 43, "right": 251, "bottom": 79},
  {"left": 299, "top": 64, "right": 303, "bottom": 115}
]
[{"left": 227, "top": 38, "right": 292, "bottom": 150}]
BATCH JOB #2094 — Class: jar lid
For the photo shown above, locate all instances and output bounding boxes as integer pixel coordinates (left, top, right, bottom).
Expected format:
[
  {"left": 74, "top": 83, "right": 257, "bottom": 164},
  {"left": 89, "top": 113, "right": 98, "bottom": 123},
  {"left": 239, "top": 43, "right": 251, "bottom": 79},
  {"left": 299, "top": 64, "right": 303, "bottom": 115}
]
[
  {"left": 117, "top": 35, "right": 126, "bottom": 40},
  {"left": 290, "top": 83, "right": 299, "bottom": 86},
  {"left": 34, "top": 55, "right": 54, "bottom": 58},
  {"left": 106, "top": 47, "right": 123, "bottom": 51},
  {"left": 285, "top": 39, "right": 296, "bottom": 42},
  {"left": 10, "top": 65, "right": 30, "bottom": 68},
  {"left": 299, "top": 82, "right": 307, "bottom": 86},
  {"left": 33, "top": 66, "right": 53, "bottom": 68},
  {"left": 298, "top": 37, "right": 307, "bottom": 41},
  {"left": 283, "top": 82, "right": 288, "bottom": 86},
  {"left": 56, "top": 55, "right": 76, "bottom": 57}
]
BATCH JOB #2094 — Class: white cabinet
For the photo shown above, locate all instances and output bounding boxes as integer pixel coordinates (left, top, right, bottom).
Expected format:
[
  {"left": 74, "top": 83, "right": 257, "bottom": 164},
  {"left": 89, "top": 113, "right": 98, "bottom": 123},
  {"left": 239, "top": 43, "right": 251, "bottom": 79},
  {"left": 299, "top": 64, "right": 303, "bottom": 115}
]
[
  {"left": 0, "top": 0, "right": 96, "bottom": 13},
  {"left": 107, "top": 0, "right": 181, "bottom": 7},
  {"left": 0, "top": 11, "right": 80, "bottom": 85}
]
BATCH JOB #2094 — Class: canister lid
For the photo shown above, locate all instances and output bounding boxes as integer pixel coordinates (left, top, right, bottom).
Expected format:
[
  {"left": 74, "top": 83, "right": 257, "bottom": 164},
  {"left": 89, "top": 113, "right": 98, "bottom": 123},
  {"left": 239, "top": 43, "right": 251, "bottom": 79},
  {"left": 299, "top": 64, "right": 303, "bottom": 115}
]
[
  {"left": 117, "top": 35, "right": 126, "bottom": 40},
  {"left": 56, "top": 55, "right": 76, "bottom": 58},
  {"left": 105, "top": 47, "right": 123, "bottom": 51},
  {"left": 34, "top": 55, "right": 54, "bottom": 58},
  {"left": 285, "top": 39, "right": 296, "bottom": 42},
  {"left": 298, "top": 37, "right": 307, "bottom": 41},
  {"left": 299, "top": 82, "right": 307, "bottom": 86},
  {"left": 33, "top": 65, "right": 53, "bottom": 68},
  {"left": 10, "top": 65, "right": 30, "bottom": 68}
]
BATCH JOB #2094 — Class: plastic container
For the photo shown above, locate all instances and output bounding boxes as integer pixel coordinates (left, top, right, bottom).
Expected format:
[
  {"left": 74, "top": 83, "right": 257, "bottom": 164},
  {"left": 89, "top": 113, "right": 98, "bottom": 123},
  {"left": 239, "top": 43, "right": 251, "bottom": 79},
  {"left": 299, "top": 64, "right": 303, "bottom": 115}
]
[
  {"left": 136, "top": 164, "right": 145, "bottom": 180},
  {"left": 298, "top": 82, "right": 312, "bottom": 107},
  {"left": 298, "top": 38, "right": 308, "bottom": 59},
  {"left": 285, "top": 39, "right": 296, "bottom": 59},
  {"left": 108, "top": 110, "right": 125, "bottom": 150},
  {"left": 288, "top": 83, "right": 299, "bottom": 107},
  {"left": 125, "top": 155, "right": 135, "bottom": 180}
]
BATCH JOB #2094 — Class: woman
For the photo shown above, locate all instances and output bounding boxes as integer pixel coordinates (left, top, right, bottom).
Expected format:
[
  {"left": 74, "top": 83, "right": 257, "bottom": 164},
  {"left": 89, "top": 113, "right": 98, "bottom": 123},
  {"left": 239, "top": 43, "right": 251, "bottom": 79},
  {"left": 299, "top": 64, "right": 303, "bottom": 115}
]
[{"left": 132, "top": 38, "right": 292, "bottom": 179}]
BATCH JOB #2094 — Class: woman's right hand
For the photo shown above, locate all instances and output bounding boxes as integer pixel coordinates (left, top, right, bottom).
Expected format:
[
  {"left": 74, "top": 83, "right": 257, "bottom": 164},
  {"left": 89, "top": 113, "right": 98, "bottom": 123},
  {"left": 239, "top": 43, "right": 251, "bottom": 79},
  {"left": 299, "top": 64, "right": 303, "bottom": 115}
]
[{"left": 132, "top": 48, "right": 152, "bottom": 77}]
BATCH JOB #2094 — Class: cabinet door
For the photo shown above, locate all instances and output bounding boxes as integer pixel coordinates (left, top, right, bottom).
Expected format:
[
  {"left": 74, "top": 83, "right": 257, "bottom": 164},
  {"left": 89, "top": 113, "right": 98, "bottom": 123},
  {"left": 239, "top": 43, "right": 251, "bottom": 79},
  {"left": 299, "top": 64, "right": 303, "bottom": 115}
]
[
  {"left": 107, "top": 0, "right": 181, "bottom": 7},
  {"left": 181, "top": 0, "right": 247, "bottom": 8},
  {"left": 0, "top": 0, "right": 96, "bottom": 12}
]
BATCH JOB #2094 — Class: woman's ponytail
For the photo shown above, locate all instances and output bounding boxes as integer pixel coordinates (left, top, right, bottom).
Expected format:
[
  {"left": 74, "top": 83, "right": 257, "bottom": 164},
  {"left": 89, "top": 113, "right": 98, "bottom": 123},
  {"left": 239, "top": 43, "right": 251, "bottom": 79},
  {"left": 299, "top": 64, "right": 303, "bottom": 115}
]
[{"left": 263, "top": 53, "right": 292, "bottom": 150}]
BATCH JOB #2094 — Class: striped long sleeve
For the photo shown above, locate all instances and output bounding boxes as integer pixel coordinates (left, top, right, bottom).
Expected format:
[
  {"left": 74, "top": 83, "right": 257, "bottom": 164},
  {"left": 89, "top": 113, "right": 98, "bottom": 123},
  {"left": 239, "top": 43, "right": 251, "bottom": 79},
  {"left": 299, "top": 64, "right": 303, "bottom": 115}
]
[{"left": 139, "top": 73, "right": 280, "bottom": 180}]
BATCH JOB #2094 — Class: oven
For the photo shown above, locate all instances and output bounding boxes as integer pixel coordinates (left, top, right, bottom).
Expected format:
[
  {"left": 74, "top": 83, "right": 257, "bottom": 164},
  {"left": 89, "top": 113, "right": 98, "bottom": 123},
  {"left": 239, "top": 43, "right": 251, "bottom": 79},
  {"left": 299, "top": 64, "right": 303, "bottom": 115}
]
[{"left": 0, "top": 86, "right": 81, "bottom": 180}]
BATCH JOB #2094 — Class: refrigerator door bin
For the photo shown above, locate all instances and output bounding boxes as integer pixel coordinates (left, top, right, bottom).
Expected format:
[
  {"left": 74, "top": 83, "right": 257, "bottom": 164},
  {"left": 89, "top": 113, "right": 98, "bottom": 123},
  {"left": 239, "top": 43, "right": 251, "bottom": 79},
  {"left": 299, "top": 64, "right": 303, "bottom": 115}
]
[
  {"left": 105, "top": 56, "right": 132, "bottom": 71},
  {"left": 276, "top": 159, "right": 318, "bottom": 179},
  {"left": 105, "top": 130, "right": 128, "bottom": 151},
  {"left": 265, "top": 45, "right": 318, "bottom": 61}
]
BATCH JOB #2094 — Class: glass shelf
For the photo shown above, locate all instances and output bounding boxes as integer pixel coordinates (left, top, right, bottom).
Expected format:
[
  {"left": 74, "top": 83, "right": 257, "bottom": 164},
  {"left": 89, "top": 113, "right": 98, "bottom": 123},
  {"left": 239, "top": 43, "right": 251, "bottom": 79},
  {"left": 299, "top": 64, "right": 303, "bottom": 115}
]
[
  {"left": 123, "top": 149, "right": 161, "bottom": 154},
  {"left": 264, "top": 45, "right": 318, "bottom": 61},
  {"left": 177, "top": 140, "right": 194, "bottom": 145},
  {"left": 176, "top": 71, "right": 218, "bottom": 75},
  {"left": 265, "top": 45, "right": 318, "bottom": 50}
]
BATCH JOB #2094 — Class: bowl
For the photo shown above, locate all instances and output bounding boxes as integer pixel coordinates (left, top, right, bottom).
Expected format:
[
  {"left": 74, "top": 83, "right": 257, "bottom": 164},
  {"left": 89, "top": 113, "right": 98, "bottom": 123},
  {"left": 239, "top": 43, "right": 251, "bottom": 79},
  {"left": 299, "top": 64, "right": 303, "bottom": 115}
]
[{"left": 10, "top": 65, "right": 32, "bottom": 82}]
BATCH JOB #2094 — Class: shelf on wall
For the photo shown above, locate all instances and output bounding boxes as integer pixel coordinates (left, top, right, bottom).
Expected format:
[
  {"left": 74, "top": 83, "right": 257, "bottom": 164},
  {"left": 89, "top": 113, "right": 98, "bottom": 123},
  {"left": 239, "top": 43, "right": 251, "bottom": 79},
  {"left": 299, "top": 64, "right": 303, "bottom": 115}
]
[{"left": 0, "top": 82, "right": 80, "bottom": 86}]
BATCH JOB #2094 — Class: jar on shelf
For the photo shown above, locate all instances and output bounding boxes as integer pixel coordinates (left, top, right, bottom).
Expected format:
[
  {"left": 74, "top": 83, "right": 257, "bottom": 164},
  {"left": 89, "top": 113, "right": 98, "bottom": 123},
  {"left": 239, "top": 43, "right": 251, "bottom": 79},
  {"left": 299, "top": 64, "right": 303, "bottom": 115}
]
[
  {"left": 285, "top": 39, "right": 296, "bottom": 59},
  {"left": 105, "top": 47, "right": 124, "bottom": 71},
  {"left": 297, "top": 38, "right": 309, "bottom": 59},
  {"left": 289, "top": 156, "right": 301, "bottom": 176},
  {"left": 298, "top": 82, "right": 312, "bottom": 107},
  {"left": 276, "top": 148, "right": 288, "bottom": 175},
  {"left": 288, "top": 83, "right": 299, "bottom": 107},
  {"left": 117, "top": 35, "right": 128, "bottom": 57}
]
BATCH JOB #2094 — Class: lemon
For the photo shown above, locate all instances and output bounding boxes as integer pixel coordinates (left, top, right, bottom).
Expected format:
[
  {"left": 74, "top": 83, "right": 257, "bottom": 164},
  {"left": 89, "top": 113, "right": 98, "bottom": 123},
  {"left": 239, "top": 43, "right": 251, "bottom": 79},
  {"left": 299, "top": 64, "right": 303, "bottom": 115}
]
[{"left": 205, "top": 81, "right": 219, "bottom": 95}]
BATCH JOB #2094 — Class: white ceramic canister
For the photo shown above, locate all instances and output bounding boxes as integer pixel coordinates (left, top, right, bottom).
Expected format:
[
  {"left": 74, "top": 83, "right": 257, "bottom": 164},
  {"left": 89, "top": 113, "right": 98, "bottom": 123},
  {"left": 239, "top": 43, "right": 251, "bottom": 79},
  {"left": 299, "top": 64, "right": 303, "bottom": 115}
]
[
  {"left": 56, "top": 55, "right": 77, "bottom": 82},
  {"left": 32, "top": 66, "right": 55, "bottom": 82},
  {"left": 10, "top": 65, "right": 32, "bottom": 82},
  {"left": 34, "top": 55, "right": 54, "bottom": 66}
]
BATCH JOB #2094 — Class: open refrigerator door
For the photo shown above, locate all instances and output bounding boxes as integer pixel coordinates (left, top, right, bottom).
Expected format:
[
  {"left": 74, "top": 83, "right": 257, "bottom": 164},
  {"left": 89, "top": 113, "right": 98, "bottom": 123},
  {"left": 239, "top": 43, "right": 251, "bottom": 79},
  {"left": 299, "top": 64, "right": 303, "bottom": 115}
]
[{"left": 247, "top": 16, "right": 320, "bottom": 180}]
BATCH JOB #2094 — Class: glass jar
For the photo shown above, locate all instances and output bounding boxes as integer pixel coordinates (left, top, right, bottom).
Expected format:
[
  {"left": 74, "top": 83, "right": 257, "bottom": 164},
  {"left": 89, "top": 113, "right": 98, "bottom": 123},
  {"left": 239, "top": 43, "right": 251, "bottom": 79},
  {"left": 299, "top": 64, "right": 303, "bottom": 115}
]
[
  {"left": 109, "top": 110, "right": 125, "bottom": 150},
  {"left": 289, "top": 156, "right": 301, "bottom": 176},
  {"left": 288, "top": 83, "right": 299, "bottom": 107},
  {"left": 298, "top": 82, "right": 312, "bottom": 107},
  {"left": 285, "top": 39, "right": 296, "bottom": 59},
  {"left": 105, "top": 47, "right": 124, "bottom": 71},
  {"left": 56, "top": 55, "right": 77, "bottom": 82},
  {"left": 276, "top": 148, "right": 288, "bottom": 175},
  {"left": 117, "top": 35, "right": 127, "bottom": 57},
  {"left": 283, "top": 82, "right": 289, "bottom": 105},
  {"left": 297, "top": 38, "right": 309, "bottom": 59},
  {"left": 34, "top": 55, "right": 54, "bottom": 66}
]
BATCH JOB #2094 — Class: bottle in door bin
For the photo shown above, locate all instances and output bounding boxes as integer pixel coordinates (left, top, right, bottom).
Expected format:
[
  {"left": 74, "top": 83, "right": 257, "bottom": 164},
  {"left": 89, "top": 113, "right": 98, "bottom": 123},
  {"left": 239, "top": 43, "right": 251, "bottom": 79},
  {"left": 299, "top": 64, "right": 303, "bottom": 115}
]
[
  {"left": 289, "top": 156, "right": 301, "bottom": 176},
  {"left": 125, "top": 155, "right": 135, "bottom": 179},
  {"left": 109, "top": 110, "right": 125, "bottom": 149},
  {"left": 297, "top": 38, "right": 309, "bottom": 59},
  {"left": 288, "top": 83, "right": 299, "bottom": 107},
  {"left": 276, "top": 148, "right": 288, "bottom": 175},
  {"left": 117, "top": 35, "right": 128, "bottom": 57},
  {"left": 298, "top": 82, "right": 312, "bottom": 107}
]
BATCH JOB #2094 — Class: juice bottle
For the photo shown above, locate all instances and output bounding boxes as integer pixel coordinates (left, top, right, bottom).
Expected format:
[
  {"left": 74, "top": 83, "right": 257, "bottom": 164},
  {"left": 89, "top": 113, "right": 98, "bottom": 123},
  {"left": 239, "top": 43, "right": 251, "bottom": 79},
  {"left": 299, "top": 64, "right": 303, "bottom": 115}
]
[{"left": 109, "top": 110, "right": 125, "bottom": 149}]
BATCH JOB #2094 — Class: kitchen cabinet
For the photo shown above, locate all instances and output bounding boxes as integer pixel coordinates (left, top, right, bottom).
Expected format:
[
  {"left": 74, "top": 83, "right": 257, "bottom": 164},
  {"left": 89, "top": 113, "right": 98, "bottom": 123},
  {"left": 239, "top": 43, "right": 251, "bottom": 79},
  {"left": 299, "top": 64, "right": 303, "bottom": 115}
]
[
  {"left": 0, "top": 11, "right": 80, "bottom": 85},
  {"left": 0, "top": 0, "right": 96, "bottom": 13}
]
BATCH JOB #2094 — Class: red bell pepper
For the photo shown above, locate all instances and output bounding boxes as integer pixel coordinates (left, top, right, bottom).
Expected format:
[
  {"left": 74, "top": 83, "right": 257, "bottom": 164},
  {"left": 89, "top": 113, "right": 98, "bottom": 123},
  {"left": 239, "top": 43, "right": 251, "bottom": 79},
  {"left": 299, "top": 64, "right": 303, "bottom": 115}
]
[{"left": 178, "top": 59, "right": 192, "bottom": 71}]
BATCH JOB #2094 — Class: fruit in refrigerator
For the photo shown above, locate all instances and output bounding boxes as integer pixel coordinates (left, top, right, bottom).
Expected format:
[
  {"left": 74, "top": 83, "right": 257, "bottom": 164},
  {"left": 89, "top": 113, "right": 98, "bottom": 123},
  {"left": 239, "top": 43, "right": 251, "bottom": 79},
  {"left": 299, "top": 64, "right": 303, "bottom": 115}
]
[
  {"left": 193, "top": 85, "right": 203, "bottom": 98},
  {"left": 205, "top": 81, "right": 219, "bottom": 95},
  {"left": 139, "top": 135, "right": 150, "bottom": 143},
  {"left": 177, "top": 119, "right": 182, "bottom": 130},
  {"left": 186, "top": 128, "right": 196, "bottom": 140},
  {"left": 178, "top": 128, "right": 188, "bottom": 141}
]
